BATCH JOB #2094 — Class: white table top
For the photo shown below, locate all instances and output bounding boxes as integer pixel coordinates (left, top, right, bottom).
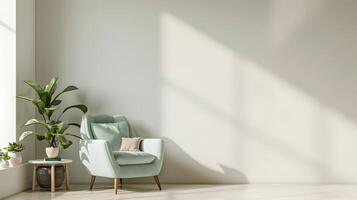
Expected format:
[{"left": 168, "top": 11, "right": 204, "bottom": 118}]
[{"left": 29, "top": 159, "right": 72, "bottom": 165}]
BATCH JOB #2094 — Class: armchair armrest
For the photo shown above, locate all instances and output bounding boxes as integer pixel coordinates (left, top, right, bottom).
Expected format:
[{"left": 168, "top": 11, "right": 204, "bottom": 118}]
[
  {"left": 140, "top": 138, "right": 164, "bottom": 160},
  {"left": 79, "top": 139, "right": 119, "bottom": 178}
]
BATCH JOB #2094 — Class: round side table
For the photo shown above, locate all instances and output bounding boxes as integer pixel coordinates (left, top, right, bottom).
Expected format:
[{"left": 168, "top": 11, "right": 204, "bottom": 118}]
[{"left": 29, "top": 159, "right": 72, "bottom": 192}]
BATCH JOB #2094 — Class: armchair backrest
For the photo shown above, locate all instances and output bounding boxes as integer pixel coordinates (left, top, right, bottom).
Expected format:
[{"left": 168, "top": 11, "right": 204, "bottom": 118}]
[{"left": 80, "top": 114, "right": 136, "bottom": 150}]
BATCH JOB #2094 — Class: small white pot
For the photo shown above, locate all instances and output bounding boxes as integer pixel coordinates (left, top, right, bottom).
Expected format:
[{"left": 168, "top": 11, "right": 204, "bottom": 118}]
[
  {"left": 0, "top": 160, "right": 9, "bottom": 168},
  {"left": 46, "top": 147, "right": 59, "bottom": 158},
  {"left": 8, "top": 152, "right": 22, "bottom": 167}
]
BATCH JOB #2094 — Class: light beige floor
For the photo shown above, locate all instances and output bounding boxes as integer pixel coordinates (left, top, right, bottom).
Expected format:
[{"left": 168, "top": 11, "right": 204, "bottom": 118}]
[{"left": 5, "top": 184, "right": 357, "bottom": 200}]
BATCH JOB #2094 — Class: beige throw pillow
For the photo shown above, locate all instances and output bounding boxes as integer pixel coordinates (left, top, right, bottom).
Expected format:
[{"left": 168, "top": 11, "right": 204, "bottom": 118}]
[{"left": 120, "top": 137, "right": 141, "bottom": 151}]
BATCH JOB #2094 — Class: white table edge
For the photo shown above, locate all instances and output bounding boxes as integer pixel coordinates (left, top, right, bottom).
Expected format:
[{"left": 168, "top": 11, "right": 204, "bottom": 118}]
[{"left": 29, "top": 159, "right": 73, "bottom": 165}]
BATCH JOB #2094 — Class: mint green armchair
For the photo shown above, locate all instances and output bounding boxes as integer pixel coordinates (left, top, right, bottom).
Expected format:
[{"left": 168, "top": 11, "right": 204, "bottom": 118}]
[{"left": 79, "top": 114, "right": 164, "bottom": 194}]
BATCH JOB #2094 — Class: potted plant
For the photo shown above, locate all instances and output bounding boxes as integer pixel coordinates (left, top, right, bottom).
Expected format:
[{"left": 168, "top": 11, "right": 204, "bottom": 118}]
[
  {"left": 17, "top": 77, "right": 88, "bottom": 158},
  {"left": 7, "top": 142, "right": 24, "bottom": 166},
  {"left": 0, "top": 150, "right": 11, "bottom": 168}
]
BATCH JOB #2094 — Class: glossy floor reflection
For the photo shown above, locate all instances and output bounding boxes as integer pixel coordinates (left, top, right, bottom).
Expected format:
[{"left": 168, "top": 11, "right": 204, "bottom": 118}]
[{"left": 5, "top": 184, "right": 357, "bottom": 200}]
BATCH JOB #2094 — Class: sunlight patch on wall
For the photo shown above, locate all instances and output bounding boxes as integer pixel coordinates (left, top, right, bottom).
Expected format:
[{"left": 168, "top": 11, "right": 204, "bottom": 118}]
[
  {"left": 160, "top": 12, "right": 357, "bottom": 182},
  {"left": 160, "top": 12, "right": 238, "bottom": 173}
]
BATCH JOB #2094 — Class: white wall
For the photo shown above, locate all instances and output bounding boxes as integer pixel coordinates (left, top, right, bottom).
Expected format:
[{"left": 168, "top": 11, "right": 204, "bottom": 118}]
[
  {"left": 0, "top": 0, "right": 35, "bottom": 198},
  {"left": 0, "top": 0, "right": 16, "bottom": 148},
  {"left": 35, "top": 0, "right": 357, "bottom": 184}
]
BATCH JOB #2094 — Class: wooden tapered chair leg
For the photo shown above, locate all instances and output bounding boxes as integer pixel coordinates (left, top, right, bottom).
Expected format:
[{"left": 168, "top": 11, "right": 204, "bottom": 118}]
[
  {"left": 114, "top": 178, "right": 119, "bottom": 194},
  {"left": 153, "top": 175, "right": 162, "bottom": 190},
  {"left": 89, "top": 176, "right": 96, "bottom": 190},
  {"left": 120, "top": 178, "right": 123, "bottom": 188}
]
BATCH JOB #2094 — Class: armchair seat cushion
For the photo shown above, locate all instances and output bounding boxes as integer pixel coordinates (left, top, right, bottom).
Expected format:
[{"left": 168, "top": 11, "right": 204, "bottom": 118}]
[{"left": 113, "top": 151, "right": 156, "bottom": 165}]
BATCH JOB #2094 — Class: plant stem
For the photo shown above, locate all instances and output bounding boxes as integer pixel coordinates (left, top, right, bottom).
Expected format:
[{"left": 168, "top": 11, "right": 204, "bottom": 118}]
[{"left": 50, "top": 136, "right": 56, "bottom": 147}]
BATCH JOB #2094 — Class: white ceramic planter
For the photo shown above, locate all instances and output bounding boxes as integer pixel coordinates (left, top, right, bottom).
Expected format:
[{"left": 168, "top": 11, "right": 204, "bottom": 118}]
[
  {"left": 46, "top": 147, "right": 59, "bottom": 158},
  {"left": 8, "top": 152, "right": 22, "bottom": 167},
  {"left": 0, "top": 160, "right": 9, "bottom": 168}
]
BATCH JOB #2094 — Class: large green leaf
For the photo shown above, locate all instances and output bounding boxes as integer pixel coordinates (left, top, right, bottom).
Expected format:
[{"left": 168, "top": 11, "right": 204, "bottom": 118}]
[
  {"left": 45, "top": 77, "right": 58, "bottom": 96},
  {"left": 51, "top": 99, "right": 62, "bottom": 106},
  {"left": 19, "top": 131, "right": 40, "bottom": 141},
  {"left": 44, "top": 107, "right": 57, "bottom": 118},
  {"left": 16, "top": 93, "right": 34, "bottom": 102},
  {"left": 67, "top": 123, "right": 80, "bottom": 128},
  {"left": 33, "top": 100, "right": 46, "bottom": 114},
  {"left": 51, "top": 122, "right": 64, "bottom": 133},
  {"left": 52, "top": 85, "right": 78, "bottom": 102},
  {"left": 24, "top": 80, "right": 44, "bottom": 97},
  {"left": 56, "top": 135, "right": 73, "bottom": 149},
  {"left": 44, "top": 131, "right": 52, "bottom": 141},
  {"left": 62, "top": 140, "right": 73, "bottom": 149},
  {"left": 43, "top": 78, "right": 58, "bottom": 106},
  {"left": 56, "top": 134, "right": 66, "bottom": 142},
  {"left": 57, "top": 104, "right": 88, "bottom": 120},
  {"left": 58, "top": 123, "right": 81, "bottom": 134},
  {"left": 39, "top": 92, "right": 50, "bottom": 107},
  {"left": 59, "top": 124, "right": 70, "bottom": 134},
  {"left": 24, "top": 119, "right": 50, "bottom": 130},
  {"left": 62, "top": 104, "right": 88, "bottom": 114},
  {"left": 37, "top": 135, "right": 45, "bottom": 141},
  {"left": 64, "top": 133, "right": 82, "bottom": 139}
]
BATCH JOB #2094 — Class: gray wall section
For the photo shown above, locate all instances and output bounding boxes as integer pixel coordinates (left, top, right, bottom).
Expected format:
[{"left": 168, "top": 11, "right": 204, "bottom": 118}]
[{"left": 17, "top": 0, "right": 36, "bottom": 164}]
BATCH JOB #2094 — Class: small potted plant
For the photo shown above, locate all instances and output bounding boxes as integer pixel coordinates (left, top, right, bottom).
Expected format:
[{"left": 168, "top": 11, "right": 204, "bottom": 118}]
[
  {"left": 7, "top": 142, "right": 24, "bottom": 166},
  {"left": 0, "top": 150, "right": 11, "bottom": 168}
]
